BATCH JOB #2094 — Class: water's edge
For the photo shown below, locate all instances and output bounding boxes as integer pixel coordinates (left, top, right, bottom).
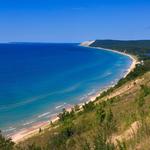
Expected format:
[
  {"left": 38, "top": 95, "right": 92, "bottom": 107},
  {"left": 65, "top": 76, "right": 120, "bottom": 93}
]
[{"left": 1, "top": 44, "right": 134, "bottom": 137}]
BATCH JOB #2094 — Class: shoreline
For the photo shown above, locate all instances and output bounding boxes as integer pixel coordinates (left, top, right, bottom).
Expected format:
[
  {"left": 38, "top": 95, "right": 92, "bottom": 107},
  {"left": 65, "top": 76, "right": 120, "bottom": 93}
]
[
  {"left": 9, "top": 45, "right": 138, "bottom": 143},
  {"left": 87, "top": 46, "right": 139, "bottom": 78}
]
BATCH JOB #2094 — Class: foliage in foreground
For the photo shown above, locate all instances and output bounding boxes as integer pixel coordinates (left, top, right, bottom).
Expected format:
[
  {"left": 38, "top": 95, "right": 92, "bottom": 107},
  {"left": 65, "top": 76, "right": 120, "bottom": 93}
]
[{"left": 0, "top": 131, "right": 14, "bottom": 150}]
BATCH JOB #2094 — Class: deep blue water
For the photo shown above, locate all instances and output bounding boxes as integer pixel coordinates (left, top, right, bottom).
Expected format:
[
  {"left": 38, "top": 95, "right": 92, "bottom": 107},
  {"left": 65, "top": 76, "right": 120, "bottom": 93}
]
[{"left": 0, "top": 43, "right": 132, "bottom": 134}]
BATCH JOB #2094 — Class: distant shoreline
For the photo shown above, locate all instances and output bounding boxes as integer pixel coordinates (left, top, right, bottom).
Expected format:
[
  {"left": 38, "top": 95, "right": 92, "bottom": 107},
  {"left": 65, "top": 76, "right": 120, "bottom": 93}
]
[
  {"left": 86, "top": 45, "right": 138, "bottom": 78},
  {"left": 10, "top": 44, "right": 138, "bottom": 143}
]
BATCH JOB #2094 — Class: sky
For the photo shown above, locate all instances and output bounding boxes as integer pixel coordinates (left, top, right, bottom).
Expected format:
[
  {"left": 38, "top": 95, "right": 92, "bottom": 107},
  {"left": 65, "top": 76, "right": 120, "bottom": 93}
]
[{"left": 0, "top": 0, "right": 150, "bottom": 42}]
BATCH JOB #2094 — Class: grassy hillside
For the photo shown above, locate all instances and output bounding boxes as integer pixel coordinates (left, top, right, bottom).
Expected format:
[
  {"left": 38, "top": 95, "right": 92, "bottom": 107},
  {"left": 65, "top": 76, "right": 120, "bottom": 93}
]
[
  {"left": 1, "top": 40, "right": 150, "bottom": 150},
  {"left": 16, "top": 72, "right": 150, "bottom": 150}
]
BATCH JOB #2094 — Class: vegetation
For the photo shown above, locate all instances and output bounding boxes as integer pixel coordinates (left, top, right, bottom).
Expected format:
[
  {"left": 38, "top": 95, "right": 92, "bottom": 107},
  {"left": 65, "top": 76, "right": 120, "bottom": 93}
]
[{"left": 0, "top": 131, "right": 14, "bottom": 150}]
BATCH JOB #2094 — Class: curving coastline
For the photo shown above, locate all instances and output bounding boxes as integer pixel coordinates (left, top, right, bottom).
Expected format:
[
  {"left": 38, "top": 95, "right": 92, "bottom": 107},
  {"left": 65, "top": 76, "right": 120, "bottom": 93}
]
[
  {"left": 86, "top": 46, "right": 138, "bottom": 78},
  {"left": 10, "top": 43, "right": 138, "bottom": 143}
]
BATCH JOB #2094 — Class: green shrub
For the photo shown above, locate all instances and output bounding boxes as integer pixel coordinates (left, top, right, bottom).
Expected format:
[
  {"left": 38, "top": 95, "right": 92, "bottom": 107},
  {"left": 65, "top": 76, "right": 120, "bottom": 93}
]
[
  {"left": 83, "top": 101, "right": 95, "bottom": 112},
  {"left": 0, "top": 130, "right": 14, "bottom": 150}
]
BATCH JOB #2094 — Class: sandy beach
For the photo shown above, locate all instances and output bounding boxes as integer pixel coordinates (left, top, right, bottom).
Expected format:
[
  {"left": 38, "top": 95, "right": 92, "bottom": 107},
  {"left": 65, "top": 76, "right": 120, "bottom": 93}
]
[
  {"left": 10, "top": 104, "right": 75, "bottom": 143},
  {"left": 10, "top": 44, "right": 138, "bottom": 143}
]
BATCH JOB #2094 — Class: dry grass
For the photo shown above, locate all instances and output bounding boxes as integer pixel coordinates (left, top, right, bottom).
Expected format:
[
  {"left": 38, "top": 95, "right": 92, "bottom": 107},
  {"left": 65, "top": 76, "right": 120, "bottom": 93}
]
[{"left": 19, "top": 72, "right": 150, "bottom": 150}]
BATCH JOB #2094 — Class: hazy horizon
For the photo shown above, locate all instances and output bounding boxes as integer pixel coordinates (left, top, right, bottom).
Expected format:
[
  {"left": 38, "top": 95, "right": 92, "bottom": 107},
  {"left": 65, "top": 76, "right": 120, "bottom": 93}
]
[{"left": 1, "top": 39, "right": 150, "bottom": 44}]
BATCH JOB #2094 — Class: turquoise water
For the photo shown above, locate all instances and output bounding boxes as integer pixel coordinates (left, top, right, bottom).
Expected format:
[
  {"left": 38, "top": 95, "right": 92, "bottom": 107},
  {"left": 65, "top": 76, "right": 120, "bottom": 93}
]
[{"left": 0, "top": 43, "right": 132, "bottom": 135}]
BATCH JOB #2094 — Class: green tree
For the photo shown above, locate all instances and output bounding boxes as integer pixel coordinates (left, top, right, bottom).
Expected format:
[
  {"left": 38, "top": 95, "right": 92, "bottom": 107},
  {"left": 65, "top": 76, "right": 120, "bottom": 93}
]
[
  {"left": 83, "top": 101, "right": 95, "bottom": 112},
  {"left": 58, "top": 108, "right": 74, "bottom": 122},
  {"left": 140, "top": 84, "right": 150, "bottom": 97},
  {"left": 0, "top": 130, "right": 14, "bottom": 150},
  {"left": 96, "top": 105, "right": 106, "bottom": 124}
]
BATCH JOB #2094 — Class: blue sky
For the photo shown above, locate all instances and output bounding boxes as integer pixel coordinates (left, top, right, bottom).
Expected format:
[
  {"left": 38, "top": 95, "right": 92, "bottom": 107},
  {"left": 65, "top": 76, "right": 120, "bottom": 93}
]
[{"left": 0, "top": 0, "right": 150, "bottom": 42}]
